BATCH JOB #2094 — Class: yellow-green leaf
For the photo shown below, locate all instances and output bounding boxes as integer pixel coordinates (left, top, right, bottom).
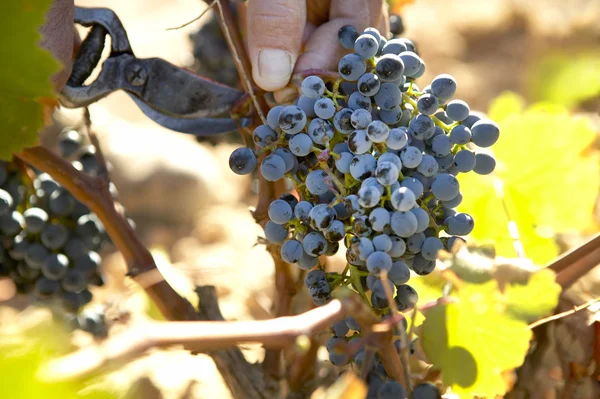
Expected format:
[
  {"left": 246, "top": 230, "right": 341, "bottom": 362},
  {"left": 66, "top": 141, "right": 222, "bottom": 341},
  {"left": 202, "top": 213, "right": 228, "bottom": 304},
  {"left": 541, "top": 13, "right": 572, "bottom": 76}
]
[
  {"left": 421, "top": 281, "right": 532, "bottom": 398},
  {"left": 505, "top": 268, "right": 561, "bottom": 323},
  {"left": 0, "top": 311, "right": 119, "bottom": 399},
  {"left": 0, "top": 1, "right": 61, "bottom": 159},
  {"left": 529, "top": 51, "right": 600, "bottom": 109},
  {"left": 459, "top": 93, "right": 599, "bottom": 265},
  {"left": 487, "top": 91, "right": 525, "bottom": 123},
  {"left": 406, "top": 268, "right": 447, "bottom": 305}
]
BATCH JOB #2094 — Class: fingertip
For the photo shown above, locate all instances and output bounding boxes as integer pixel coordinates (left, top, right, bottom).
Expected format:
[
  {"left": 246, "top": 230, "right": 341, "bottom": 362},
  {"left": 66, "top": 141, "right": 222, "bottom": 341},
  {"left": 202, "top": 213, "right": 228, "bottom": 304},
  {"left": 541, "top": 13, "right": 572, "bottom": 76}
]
[
  {"left": 247, "top": 0, "right": 306, "bottom": 91},
  {"left": 252, "top": 48, "right": 295, "bottom": 91}
]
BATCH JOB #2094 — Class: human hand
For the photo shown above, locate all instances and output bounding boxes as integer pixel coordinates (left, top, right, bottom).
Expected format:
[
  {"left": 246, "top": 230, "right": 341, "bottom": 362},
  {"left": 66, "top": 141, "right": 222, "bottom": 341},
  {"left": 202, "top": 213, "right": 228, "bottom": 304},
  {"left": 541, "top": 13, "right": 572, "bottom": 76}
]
[
  {"left": 247, "top": 0, "right": 388, "bottom": 92},
  {"left": 40, "top": 0, "right": 75, "bottom": 92}
]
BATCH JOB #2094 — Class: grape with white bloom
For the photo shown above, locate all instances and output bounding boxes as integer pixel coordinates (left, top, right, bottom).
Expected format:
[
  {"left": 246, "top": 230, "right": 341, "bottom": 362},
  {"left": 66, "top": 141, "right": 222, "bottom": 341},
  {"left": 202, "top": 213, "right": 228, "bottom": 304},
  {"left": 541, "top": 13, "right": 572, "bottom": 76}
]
[
  {"left": 400, "top": 146, "right": 422, "bottom": 168},
  {"left": 366, "top": 251, "right": 393, "bottom": 275},
  {"left": 369, "top": 207, "right": 390, "bottom": 232},
  {"left": 268, "top": 200, "right": 293, "bottom": 225},
  {"left": 308, "top": 204, "right": 336, "bottom": 230},
  {"left": 281, "top": 240, "right": 303, "bottom": 263},
  {"left": 366, "top": 120, "right": 390, "bottom": 143},
  {"left": 306, "top": 170, "right": 330, "bottom": 195},
  {"left": 288, "top": 134, "right": 312, "bottom": 156},
  {"left": 390, "top": 211, "right": 418, "bottom": 237},
  {"left": 265, "top": 221, "right": 288, "bottom": 243},
  {"left": 386, "top": 127, "right": 409, "bottom": 150},
  {"left": 357, "top": 185, "right": 381, "bottom": 208},
  {"left": 260, "top": 154, "right": 286, "bottom": 181},
  {"left": 335, "top": 152, "right": 354, "bottom": 174},
  {"left": 229, "top": 148, "right": 257, "bottom": 175},
  {"left": 400, "top": 177, "right": 423, "bottom": 198},
  {"left": 348, "top": 130, "right": 371, "bottom": 154},
  {"left": 301, "top": 75, "right": 326, "bottom": 99},
  {"left": 417, "top": 154, "right": 439, "bottom": 177},
  {"left": 411, "top": 207, "right": 430, "bottom": 233},
  {"left": 314, "top": 97, "right": 336, "bottom": 119},
  {"left": 372, "top": 234, "right": 393, "bottom": 252},
  {"left": 303, "top": 232, "right": 328, "bottom": 257},
  {"left": 391, "top": 187, "right": 416, "bottom": 211},
  {"left": 349, "top": 154, "right": 377, "bottom": 181},
  {"left": 375, "top": 162, "right": 399, "bottom": 186},
  {"left": 389, "top": 236, "right": 406, "bottom": 258},
  {"left": 421, "top": 237, "right": 444, "bottom": 261},
  {"left": 431, "top": 173, "right": 459, "bottom": 201}
]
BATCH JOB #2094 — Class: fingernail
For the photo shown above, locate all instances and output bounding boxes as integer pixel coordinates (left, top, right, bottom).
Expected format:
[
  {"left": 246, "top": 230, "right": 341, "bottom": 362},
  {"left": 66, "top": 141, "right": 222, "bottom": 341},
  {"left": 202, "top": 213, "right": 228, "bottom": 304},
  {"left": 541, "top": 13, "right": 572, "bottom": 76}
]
[{"left": 256, "top": 48, "right": 293, "bottom": 91}]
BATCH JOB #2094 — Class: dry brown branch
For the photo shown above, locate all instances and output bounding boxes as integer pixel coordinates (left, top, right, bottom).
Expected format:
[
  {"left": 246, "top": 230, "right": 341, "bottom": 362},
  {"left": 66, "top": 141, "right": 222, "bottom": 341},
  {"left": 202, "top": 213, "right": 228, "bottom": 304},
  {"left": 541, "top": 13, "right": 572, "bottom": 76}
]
[
  {"left": 547, "top": 233, "right": 600, "bottom": 273},
  {"left": 286, "top": 335, "right": 320, "bottom": 392},
  {"left": 547, "top": 234, "right": 600, "bottom": 289},
  {"left": 528, "top": 297, "right": 600, "bottom": 330},
  {"left": 39, "top": 296, "right": 364, "bottom": 382},
  {"left": 195, "top": 285, "right": 272, "bottom": 399}
]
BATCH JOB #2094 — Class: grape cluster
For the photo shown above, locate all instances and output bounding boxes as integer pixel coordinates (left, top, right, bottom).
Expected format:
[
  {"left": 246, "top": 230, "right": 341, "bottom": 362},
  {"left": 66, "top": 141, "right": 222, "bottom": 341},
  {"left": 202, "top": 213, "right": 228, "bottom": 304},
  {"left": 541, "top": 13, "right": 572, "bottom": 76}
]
[
  {"left": 0, "top": 129, "right": 121, "bottom": 321},
  {"left": 229, "top": 25, "right": 497, "bottom": 396}
]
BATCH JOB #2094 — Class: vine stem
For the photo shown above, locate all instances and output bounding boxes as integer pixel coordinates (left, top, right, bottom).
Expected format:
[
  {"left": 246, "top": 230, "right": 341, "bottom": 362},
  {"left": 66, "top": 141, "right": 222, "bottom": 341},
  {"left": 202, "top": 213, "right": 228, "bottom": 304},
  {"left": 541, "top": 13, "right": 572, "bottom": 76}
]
[
  {"left": 15, "top": 146, "right": 198, "bottom": 322},
  {"left": 214, "top": 0, "right": 267, "bottom": 125},
  {"left": 380, "top": 270, "right": 411, "bottom": 391},
  {"left": 38, "top": 299, "right": 347, "bottom": 382},
  {"left": 547, "top": 233, "right": 600, "bottom": 289},
  {"left": 210, "top": 0, "right": 301, "bottom": 382},
  {"left": 528, "top": 297, "right": 600, "bottom": 330}
]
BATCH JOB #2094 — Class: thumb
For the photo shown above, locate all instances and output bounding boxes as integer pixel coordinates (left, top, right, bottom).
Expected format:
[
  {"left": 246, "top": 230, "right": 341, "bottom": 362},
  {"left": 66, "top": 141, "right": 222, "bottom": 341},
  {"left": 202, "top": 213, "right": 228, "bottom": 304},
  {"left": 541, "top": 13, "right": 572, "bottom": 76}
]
[{"left": 247, "top": 0, "right": 306, "bottom": 91}]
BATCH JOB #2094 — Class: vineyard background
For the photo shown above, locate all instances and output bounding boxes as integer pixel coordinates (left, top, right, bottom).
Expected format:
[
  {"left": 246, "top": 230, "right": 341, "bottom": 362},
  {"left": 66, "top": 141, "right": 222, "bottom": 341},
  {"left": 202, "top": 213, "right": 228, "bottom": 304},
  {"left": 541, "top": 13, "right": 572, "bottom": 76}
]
[{"left": 1, "top": 0, "right": 600, "bottom": 398}]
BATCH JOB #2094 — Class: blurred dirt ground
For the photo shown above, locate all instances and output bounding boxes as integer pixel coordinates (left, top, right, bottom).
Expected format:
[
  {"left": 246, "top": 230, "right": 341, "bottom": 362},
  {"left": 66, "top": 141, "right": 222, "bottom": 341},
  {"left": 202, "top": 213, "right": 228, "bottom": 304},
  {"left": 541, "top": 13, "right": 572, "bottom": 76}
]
[{"left": 2, "top": 0, "right": 600, "bottom": 398}]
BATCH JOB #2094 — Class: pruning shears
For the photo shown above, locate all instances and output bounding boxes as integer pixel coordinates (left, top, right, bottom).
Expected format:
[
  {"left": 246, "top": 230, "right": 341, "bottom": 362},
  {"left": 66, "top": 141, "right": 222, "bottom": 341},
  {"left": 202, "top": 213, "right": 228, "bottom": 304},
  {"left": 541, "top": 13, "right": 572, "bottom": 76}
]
[{"left": 60, "top": 7, "right": 250, "bottom": 135}]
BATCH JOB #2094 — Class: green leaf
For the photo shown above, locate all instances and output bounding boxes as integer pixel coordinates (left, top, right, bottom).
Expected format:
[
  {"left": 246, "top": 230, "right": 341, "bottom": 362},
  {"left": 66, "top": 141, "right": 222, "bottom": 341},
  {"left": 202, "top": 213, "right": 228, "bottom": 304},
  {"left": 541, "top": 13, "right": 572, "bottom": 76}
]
[
  {"left": 0, "top": 313, "right": 119, "bottom": 399},
  {"left": 0, "top": 0, "right": 61, "bottom": 160},
  {"left": 505, "top": 268, "right": 561, "bottom": 323},
  {"left": 421, "top": 281, "right": 532, "bottom": 398},
  {"left": 459, "top": 93, "right": 599, "bottom": 265},
  {"left": 405, "top": 268, "right": 448, "bottom": 305},
  {"left": 528, "top": 51, "right": 600, "bottom": 109},
  {"left": 487, "top": 91, "right": 525, "bottom": 123}
]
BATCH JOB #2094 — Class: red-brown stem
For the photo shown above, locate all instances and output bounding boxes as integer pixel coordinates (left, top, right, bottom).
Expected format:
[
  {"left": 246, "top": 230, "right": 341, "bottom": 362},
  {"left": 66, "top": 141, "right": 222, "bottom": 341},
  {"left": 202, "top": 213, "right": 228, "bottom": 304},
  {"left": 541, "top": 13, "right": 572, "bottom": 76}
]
[
  {"left": 16, "top": 146, "right": 197, "bottom": 321},
  {"left": 260, "top": 181, "right": 296, "bottom": 378},
  {"left": 379, "top": 270, "right": 410, "bottom": 389}
]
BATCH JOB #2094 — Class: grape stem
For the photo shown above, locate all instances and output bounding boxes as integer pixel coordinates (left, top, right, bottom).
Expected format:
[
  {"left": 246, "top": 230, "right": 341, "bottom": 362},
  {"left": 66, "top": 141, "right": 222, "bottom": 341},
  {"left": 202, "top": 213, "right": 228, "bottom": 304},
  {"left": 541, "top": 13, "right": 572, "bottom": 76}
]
[
  {"left": 379, "top": 270, "right": 412, "bottom": 392},
  {"left": 324, "top": 78, "right": 346, "bottom": 109},
  {"left": 349, "top": 265, "right": 370, "bottom": 304}
]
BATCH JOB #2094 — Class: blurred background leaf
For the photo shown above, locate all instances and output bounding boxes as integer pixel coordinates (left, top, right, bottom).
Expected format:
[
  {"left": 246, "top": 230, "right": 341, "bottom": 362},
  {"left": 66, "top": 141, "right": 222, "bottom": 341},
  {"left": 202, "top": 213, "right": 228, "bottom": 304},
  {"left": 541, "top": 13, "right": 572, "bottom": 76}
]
[
  {"left": 505, "top": 268, "right": 561, "bottom": 323},
  {"left": 0, "top": 308, "right": 118, "bottom": 399},
  {"left": 0, "top": 0, "right": 61, "bottom": 159},
  {"left": 528, "top": 52, "right": 600, "bottom": 108}
]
